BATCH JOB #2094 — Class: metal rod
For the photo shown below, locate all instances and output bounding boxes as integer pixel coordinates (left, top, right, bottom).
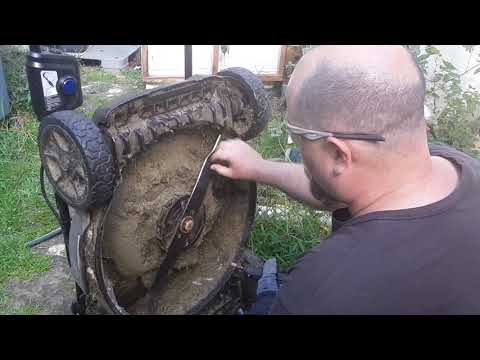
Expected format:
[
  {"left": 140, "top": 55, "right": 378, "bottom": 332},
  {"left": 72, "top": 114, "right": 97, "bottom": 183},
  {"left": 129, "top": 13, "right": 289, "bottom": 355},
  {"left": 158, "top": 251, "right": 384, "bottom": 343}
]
[
  {"left": 27, "top": 227, "right": 62, "bottom": 248},
  {"left": 184, "top": 45, "right": 192, "bottom": 79}
]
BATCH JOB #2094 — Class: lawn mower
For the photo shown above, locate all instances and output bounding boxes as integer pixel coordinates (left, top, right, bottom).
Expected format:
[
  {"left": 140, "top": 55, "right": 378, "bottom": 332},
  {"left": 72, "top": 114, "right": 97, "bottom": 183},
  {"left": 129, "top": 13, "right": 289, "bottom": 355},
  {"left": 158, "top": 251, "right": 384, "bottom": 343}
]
[{"left": 25, "top": 45, "right": 272, "bottom": 314}]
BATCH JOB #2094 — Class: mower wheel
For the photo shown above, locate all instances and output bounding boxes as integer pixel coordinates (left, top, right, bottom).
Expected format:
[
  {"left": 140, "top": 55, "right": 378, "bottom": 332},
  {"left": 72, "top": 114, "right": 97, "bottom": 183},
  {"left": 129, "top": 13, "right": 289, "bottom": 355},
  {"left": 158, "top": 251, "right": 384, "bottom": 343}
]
[
  {"left": 217, "top": 67, "right": 271, "bottom": 140},
  {"left": 38, "top": 110, "right": 116, "bottom": 209}
]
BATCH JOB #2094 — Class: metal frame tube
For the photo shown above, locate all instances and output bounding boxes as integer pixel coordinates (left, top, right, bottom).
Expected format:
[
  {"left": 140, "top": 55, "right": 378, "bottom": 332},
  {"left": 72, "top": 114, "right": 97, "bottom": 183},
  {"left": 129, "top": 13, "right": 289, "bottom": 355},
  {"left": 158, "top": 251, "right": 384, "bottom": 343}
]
[
  {"left": 184, "top": 45, "right": 192, "bottom": 79},
  {"left": 27, "top": 228, "right": 62, "bottom": 248}
]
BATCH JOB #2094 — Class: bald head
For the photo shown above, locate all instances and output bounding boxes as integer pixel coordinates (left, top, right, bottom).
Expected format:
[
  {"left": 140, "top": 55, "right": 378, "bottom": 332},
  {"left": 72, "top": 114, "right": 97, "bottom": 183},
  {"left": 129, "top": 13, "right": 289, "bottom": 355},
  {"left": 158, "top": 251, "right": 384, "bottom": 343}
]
[{"left": 287, "top": 45, "right": 426, "bottom": 140}]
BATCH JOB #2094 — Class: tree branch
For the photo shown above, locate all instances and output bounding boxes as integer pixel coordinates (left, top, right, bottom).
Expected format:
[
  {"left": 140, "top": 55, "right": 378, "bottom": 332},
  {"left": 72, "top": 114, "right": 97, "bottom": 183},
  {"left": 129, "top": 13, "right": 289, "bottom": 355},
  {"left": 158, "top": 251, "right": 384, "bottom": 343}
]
[{"left": 459, "top": 62, "right": 480, "bottom": 77}]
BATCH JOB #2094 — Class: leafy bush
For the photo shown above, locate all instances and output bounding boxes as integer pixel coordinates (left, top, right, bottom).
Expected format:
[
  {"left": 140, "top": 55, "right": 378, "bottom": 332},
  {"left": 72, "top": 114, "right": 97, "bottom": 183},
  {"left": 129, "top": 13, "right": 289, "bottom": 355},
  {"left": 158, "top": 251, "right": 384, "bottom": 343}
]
[
  {"left": 412, "top": 45, "right": 480, "bottom": 157},
  {"left": 0, "top": 46, "right": 31, "bottom": 115},
  {"left": 120, "top": 67, "right": 145, "bottom": 89}
]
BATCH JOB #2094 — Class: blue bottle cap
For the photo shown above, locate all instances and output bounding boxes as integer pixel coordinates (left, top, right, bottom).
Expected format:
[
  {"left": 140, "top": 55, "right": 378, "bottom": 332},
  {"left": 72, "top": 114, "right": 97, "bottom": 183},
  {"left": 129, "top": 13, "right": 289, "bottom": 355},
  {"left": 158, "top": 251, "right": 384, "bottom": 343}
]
[{"left": 62, "top": 77, "right": 77, "bottom": 96}]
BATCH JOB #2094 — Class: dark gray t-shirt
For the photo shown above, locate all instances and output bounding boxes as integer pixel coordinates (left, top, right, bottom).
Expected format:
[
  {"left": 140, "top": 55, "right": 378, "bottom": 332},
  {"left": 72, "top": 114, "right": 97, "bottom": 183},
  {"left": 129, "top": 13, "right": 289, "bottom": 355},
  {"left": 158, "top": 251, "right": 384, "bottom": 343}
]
[{"left": 271, "top": 144, "right": 480, "bottom": 315}]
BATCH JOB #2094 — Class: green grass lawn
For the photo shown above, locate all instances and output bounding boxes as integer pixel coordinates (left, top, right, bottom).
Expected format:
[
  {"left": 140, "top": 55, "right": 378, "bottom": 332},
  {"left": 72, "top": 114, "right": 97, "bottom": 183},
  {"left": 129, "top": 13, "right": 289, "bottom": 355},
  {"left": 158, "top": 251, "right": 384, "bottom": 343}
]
[
  {"left": 0, "top": 114, "right": 55, "bottom": 314},
  {"left": 0, "top": 117, "right": 56, "bottom": 272}
]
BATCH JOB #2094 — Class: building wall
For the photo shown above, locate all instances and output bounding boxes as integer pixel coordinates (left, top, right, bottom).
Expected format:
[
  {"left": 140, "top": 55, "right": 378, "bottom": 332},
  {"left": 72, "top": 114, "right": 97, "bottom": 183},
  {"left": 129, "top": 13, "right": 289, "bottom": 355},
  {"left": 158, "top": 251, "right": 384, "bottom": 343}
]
[{"left": 144, "top": 45, "right": 285, "bottom": 80}]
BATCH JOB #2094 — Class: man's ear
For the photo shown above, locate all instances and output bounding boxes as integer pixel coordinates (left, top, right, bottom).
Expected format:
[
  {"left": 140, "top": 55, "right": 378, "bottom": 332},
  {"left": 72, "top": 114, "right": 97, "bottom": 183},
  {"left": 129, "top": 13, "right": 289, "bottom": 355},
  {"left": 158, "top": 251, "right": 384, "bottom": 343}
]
[{"left": 325, "top": 137, "right": 352, "bottom": 176}]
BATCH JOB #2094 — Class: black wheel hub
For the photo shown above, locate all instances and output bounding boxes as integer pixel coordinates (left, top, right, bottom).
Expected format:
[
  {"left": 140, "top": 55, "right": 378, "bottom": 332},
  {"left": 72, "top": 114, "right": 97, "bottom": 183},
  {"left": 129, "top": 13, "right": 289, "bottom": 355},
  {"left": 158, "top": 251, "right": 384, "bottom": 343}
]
[
  {"left": 40, "top": 126, "right": 89, "bottom": 205},
  {"left": 157, "top": 195, "right": 206, "bottom": 251}
]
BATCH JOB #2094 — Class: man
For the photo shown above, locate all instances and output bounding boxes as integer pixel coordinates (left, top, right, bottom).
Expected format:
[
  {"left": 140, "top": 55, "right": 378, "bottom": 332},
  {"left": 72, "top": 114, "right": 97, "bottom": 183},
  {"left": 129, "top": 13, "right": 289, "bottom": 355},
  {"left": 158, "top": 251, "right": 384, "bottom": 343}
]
[{"left": 210, "top": 45, "right": 480, "bottom": 315}]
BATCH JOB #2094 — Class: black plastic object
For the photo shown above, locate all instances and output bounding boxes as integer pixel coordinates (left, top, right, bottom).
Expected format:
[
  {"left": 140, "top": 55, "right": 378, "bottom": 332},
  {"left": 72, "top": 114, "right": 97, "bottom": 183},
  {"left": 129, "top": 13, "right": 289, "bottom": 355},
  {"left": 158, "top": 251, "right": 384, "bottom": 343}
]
[
  {"left": 26, "top": 49, "right": 83, "bottom": 119},
  {"left": 38, "top": 111, "right": 116, "bottom": 209}
]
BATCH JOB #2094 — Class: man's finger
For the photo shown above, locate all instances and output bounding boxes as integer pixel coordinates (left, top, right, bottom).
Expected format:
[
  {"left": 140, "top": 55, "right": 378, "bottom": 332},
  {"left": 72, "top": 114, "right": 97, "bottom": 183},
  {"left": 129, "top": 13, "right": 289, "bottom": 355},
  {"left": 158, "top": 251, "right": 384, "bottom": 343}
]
[
  {"left": 216, "top": 140, "right": 229, "bottom": 152},
  {"left": 210, "top": 164, "right": 234, "bottom": 178},
  {"left": 211, "top": 148, "right": 229, "bottom": 162}
]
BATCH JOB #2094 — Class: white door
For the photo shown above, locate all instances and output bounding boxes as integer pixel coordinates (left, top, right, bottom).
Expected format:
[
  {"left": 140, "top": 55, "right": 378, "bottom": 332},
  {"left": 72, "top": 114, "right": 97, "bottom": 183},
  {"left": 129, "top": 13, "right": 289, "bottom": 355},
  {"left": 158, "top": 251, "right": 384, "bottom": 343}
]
[
  {"left": 147, "top": 45, "right": 215, "bottom": 78},
  {"left": 218, "top": 45, "right": 282, "bottom": 75}
]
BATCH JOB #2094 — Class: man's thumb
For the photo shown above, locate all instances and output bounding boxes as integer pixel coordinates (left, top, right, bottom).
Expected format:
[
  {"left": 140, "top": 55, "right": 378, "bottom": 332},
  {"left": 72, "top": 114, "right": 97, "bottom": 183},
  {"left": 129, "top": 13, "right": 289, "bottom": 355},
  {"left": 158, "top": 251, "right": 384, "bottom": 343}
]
[{"left": 210, "top": 164, "right": 233, "bottom": 178}]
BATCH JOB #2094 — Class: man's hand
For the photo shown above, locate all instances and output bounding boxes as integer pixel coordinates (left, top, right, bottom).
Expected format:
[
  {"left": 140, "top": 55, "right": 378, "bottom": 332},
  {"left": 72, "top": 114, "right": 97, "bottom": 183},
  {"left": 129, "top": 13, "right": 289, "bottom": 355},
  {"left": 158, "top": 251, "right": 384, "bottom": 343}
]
[
  {"left": 210, "top": 139, "right": 265, "bottom": 181},
  {"left": 210, "top": 138, "right": 347, "bottom": 211}
]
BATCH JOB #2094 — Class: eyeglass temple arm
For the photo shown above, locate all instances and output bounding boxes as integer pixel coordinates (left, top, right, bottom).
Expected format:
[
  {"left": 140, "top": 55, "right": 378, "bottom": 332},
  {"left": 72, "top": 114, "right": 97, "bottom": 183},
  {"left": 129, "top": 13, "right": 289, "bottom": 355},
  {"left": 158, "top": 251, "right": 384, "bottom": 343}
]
[{"left": 331, "top": 132, "right": 386, "bottom": 142}]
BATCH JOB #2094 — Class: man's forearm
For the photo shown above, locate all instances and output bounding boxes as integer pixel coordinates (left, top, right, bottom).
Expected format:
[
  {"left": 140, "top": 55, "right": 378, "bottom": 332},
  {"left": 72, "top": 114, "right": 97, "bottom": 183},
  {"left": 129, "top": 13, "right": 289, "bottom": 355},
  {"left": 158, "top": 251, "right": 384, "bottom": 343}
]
[
  {"left": 209, "top": 138, "right": 345, "bottom": 211},
  {"left": 254, "top": 160, "right": 329, "bottom": 210}
]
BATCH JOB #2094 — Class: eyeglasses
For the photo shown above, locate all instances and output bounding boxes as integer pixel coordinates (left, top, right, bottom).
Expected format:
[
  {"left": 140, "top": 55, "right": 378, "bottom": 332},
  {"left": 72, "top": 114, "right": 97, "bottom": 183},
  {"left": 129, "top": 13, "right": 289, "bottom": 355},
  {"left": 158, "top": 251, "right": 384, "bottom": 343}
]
[{"left": 287, "top": 123, "right": 386, "bottom": 142}]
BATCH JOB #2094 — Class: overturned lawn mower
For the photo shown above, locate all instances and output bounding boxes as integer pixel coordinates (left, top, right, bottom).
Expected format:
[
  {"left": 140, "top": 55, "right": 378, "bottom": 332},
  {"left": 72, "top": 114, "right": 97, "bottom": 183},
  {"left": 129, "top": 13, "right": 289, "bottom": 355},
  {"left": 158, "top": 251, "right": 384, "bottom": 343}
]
[{"left": 28, "top": 48, "right": 271, "bottom": 314}]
